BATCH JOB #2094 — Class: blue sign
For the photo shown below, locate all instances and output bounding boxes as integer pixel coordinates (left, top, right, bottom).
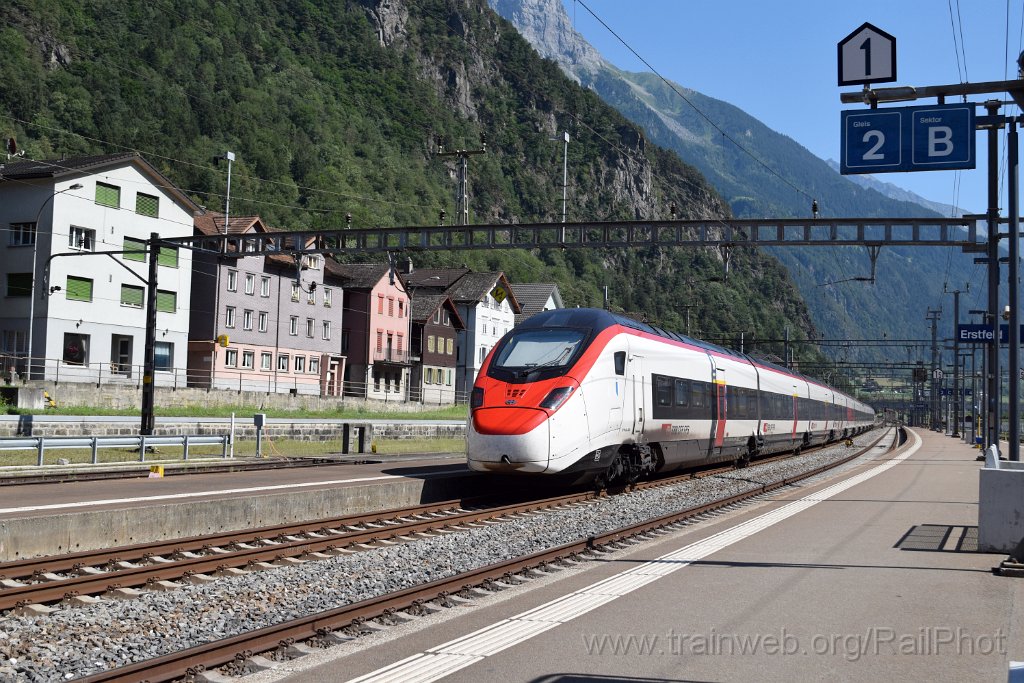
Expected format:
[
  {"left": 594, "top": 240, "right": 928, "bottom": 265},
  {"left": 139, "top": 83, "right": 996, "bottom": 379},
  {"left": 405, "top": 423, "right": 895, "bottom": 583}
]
[
  {"left": 957, "top": 323, "right": 1024, "bottom": 344},
  {"left": 841, "top": 104, "right": 975, "bottom": 174}
]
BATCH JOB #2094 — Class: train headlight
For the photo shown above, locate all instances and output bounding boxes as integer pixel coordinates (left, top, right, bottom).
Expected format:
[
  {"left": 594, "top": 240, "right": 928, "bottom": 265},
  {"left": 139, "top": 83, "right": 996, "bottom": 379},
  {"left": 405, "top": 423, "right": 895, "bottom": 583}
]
[
  {"left": 540, "top": 386, "right": 574, "bottom": 410},
  {"left": 471, "top": 387, "right": 484, "bottom": 409}
]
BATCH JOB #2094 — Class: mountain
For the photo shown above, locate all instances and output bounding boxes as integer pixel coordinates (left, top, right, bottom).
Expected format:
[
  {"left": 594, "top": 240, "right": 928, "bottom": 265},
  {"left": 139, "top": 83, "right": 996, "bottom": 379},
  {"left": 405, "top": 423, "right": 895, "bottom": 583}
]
[
  {"left": 0, "top": 0, "right": 830, "bottom": 368},
  {"left": 489, "top": 0, "right": 989, "bottom": 359},
  {"left": 824, "top": 160, "right": 970, "bottom": 218}
]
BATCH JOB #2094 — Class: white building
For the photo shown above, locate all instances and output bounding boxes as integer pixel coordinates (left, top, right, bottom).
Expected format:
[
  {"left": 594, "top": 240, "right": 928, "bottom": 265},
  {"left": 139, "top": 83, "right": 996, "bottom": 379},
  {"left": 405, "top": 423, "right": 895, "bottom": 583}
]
[{"left": 0, "top": 153, "right": 199, "bottom": 386}]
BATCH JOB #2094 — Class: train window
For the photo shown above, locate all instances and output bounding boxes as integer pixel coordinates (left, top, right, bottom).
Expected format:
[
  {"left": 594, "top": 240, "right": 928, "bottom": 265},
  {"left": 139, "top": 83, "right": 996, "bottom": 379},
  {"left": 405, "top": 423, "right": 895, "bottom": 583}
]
[
  {"left": 492, "top": 328, "right": 585, "bottom": 370},
  {"left": 614, "top": 351, "right": 626, "bottom": 376},
  {"left": 692, "top": 383, "right": 707, "bottom": 409},
  {"left": 674, "top": 379, "right": 689, "bottom": 407},
  {"left": 655, "top": 376, "right": 673, "bottom": 407}
]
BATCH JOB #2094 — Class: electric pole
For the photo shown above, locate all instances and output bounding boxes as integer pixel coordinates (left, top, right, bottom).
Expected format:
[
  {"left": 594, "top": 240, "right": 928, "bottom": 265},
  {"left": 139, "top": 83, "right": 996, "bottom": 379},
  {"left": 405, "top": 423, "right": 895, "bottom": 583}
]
[
  {"left": 436, "top": 136, "right": 487, "bottom": 226},
  {"left": 945, "top": 284, "right": 968, "bottom": 437},
  {"left": 927, "top": 308, "right": 942, "bottom": 431}
]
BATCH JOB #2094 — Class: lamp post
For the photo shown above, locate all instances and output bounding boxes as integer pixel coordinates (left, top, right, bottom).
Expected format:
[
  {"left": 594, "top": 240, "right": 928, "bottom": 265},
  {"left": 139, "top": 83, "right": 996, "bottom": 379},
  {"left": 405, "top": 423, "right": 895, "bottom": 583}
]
[{"left": 27, "top": 183, "right": 82, "bottom": 379}]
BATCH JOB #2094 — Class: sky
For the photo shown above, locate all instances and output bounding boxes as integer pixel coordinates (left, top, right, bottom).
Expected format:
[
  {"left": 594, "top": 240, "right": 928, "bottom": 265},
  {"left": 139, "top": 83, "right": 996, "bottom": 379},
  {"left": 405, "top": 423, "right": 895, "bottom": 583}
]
[{"left": 561, "top": 0, "right": 1024, "bottom": 216}]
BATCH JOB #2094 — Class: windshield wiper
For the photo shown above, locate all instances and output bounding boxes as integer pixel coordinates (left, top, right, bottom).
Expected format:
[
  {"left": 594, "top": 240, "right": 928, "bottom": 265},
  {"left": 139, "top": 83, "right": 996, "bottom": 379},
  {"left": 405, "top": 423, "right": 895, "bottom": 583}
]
[{"left": 517, "top": 347, "right": 572, "bottom": 377}]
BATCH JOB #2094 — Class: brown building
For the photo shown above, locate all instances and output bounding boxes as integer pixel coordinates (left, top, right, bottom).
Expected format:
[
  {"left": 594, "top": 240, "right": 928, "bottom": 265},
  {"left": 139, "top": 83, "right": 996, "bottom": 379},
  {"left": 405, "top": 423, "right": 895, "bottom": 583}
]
[{"left": 409, "top": 294, "right": 465, "bottom": 404}]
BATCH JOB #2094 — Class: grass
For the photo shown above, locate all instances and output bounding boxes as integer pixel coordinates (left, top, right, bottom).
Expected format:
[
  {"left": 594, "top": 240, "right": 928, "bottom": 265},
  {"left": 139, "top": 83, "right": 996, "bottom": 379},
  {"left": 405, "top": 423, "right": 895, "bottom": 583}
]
[{"left": 0, "top": 436, "right": 468, "bottom": 468}]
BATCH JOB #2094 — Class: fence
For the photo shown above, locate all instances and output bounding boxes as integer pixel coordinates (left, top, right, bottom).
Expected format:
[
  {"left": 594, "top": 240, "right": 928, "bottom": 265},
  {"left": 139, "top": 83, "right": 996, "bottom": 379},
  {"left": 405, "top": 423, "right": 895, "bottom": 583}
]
[
  {"left": 0, "top": 433, "right": 231, "bottom": 466},
  {"left": 4, "top": 354, "right": 471, "bottom": 404}
]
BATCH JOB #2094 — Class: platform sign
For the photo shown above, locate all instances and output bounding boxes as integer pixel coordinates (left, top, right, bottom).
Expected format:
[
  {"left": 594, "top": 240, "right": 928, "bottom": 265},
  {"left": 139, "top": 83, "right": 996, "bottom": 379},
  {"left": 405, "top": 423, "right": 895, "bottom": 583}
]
[
  {"left": 841, "top": 103, "right": 975, "bottom": 174},
  {"left": 838, "top": 22, "right": 896, "bottom": 86},
  {"left": 957, "top": 324, "right": 1024, "bottom": 344}
]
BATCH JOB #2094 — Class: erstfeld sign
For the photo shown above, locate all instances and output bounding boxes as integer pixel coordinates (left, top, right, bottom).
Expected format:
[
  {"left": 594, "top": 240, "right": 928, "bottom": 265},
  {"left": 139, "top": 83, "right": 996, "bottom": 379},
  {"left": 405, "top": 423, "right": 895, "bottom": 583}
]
[
  {"left": 957, "top": 324, "right": 1024, "bottom": 343},
  {"left": 841, "top": 104, "right": 975, "bottom": 174},
  {"left": 838, "top": 22, "right": 896, "bottom": 86}
]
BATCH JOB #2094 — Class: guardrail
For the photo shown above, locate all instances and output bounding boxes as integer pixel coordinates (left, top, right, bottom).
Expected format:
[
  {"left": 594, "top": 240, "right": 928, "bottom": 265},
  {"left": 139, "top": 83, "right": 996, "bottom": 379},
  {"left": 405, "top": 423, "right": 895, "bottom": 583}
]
[{"left": 0, "top": 434, "right": 230, "bottom": 467}]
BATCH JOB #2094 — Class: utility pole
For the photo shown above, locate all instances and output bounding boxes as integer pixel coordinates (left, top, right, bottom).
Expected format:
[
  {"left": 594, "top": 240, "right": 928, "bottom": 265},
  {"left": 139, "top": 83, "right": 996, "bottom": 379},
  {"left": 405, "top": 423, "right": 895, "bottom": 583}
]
[
  {"left": 985, "top": 101, "right": 1003, "bottom": 451},
  {"left": 927, "top": 308, "right": 942, "bottom": 430},
  {"left": 436, "top": 136, "right": 486, "bottom": 226},
  {"left": 945, "top": 284, "right": 968, "bottom": 437},
  {"left": 550, "top": 131, "right": 569, "bottom": 223}
]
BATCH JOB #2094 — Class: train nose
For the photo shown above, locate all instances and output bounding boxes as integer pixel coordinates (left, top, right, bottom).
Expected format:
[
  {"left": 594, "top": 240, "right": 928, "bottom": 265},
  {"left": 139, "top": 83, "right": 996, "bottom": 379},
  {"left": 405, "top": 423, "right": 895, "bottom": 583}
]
[{"left": 468, "top": 407, "right": 550, "bottom": 473}]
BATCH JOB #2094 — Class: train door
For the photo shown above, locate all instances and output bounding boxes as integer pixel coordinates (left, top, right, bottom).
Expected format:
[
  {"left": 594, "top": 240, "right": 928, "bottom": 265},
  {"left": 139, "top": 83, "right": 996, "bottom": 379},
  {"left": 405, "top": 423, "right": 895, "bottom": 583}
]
[
  {"left": 630, "top": 355, "right": 645, "bottom": 438},
  {"left": 606, "top": 350, "right": 627, "bottom": 434},
  {"left": 713, "top": 380, "right": 727, "bottom": 451}
]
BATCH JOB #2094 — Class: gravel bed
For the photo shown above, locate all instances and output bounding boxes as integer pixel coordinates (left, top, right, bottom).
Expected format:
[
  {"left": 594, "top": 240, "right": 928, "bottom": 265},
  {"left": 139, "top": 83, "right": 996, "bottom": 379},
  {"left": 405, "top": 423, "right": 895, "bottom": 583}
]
[{"left": 0, "top": 429, "right": 894, "bottom": 682}]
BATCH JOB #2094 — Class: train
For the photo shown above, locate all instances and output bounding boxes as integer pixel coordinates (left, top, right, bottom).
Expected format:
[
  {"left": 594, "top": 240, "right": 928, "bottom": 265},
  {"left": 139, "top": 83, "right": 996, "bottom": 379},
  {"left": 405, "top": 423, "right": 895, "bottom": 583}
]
[{"left": 467, "top": 308, "right": 875, "bottom": 486}]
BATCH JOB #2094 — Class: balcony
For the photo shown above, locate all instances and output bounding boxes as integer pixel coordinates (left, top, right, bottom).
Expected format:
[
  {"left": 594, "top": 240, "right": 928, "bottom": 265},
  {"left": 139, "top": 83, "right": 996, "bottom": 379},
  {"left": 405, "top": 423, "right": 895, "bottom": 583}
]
[{"left": 372, "top": 348, "right": 411, "bottom": 365}]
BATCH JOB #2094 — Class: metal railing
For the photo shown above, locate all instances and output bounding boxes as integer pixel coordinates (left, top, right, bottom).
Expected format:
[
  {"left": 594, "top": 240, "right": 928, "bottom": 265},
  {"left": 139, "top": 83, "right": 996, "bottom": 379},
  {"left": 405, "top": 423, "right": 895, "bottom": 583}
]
[
  {"left": 1, "top": 354, "right": 471, "bottom": 403},
  {"left": 0, "top": 433, "right": 230, "bottom": 466}
]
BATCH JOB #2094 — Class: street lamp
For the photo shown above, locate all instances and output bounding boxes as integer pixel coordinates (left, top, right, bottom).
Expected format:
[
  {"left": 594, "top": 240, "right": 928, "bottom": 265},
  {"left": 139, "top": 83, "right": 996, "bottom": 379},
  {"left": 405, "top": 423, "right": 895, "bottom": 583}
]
[{"left": 27, "top": 183, "right": 82, "bottom": 379}]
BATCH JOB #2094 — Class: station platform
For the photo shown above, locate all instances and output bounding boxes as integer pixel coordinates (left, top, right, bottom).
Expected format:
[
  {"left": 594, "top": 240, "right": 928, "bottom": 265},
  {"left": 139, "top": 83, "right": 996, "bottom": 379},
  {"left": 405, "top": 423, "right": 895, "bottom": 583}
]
[
  {"left": 0, "top": 453, "right": 475, "bottom": 561},
  {"left": 286, "top": 428, "right": 1022, "bottom": 683}
]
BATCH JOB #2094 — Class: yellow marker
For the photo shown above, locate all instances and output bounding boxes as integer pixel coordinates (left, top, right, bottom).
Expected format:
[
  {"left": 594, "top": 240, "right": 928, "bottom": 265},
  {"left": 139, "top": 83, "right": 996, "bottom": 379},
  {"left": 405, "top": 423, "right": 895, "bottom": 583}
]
[{"left": 148, "top": 465, "right": 164, "bottom": 478}]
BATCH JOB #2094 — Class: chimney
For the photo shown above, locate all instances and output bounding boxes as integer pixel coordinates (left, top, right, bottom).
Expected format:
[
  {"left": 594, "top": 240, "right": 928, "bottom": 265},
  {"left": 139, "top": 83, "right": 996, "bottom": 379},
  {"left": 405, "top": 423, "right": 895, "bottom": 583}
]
[{"left": 402, "top": 257, "right": 413, "bottom": 274}]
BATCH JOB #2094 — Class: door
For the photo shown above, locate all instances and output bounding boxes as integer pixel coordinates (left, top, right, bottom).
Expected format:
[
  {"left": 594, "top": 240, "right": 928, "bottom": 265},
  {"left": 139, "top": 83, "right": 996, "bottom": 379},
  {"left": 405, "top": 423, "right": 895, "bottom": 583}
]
[
  {"left": 111, "top": 335, "right": 132, "bottom": 376},
  {"left": 630, "top": 355, "right": 645, "bottom": 437}
]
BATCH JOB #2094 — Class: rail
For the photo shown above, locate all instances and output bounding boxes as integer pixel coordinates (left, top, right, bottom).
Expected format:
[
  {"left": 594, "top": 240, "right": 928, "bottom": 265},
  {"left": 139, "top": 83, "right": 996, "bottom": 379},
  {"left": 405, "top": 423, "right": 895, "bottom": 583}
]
[{"left": 0, "top": 433, "right": 230, "bottom": 466}]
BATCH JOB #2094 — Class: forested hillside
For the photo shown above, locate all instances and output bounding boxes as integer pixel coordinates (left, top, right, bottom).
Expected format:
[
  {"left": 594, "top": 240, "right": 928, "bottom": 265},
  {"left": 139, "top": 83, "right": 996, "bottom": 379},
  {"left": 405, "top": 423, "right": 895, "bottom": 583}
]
[{"left": 1, "top": 0, "right": 836, "bottom": 367}]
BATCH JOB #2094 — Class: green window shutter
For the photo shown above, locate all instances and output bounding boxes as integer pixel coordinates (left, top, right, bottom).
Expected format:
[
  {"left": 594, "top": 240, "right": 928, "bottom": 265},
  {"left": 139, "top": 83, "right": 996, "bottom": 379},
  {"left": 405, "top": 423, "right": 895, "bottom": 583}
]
[
  {"left": 135, "top": 193, "right": 159, "bottom": 217},
  {"left": 123, "top": 237, "right": 146, "bottom": 262},
  {"left": 7, "top": 273, "right": 31, "bottom": 297},
  {"left": 95, "top": 182, "right": 120, "bottom": 208},
  {"left": 157, "top": 246, "right": 178, "bottom": 268},
  {"left": 66, "top": 276, "right": 93, "bottom": 302},
  {"left": 120, "top": 284, "right": 144, "bottom": 307},
  {"left": 156, "top": 289, "right": 176, "bottom": 313}
]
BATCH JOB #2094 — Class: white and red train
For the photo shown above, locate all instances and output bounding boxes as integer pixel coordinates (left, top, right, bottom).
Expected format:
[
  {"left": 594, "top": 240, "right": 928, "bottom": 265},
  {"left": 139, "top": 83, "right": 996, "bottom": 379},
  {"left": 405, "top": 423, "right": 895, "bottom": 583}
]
[{"left": 468, "top": 308, "right": 875, "bottom": 485}]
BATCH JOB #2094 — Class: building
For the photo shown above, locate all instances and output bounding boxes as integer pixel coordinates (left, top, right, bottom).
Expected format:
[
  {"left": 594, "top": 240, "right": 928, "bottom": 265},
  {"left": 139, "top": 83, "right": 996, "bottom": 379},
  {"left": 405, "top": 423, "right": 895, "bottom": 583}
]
[
  {"left": 332, "top": 262, "right": 411, "bottom": 400},
  {"left": 510, "top": 282, "right": 564, "bottom": 324},
  {"left": 404, "top": 268, "right": 520, "bottom": 400},
  {"left": 409, "top": 294, "right": 465, "bottom": 405},
  {"left": 0, "top": 153, "right": 198, "bottom": 385},
  {"left": 187, "top": 214, "right": 345, "bottom": 395}
]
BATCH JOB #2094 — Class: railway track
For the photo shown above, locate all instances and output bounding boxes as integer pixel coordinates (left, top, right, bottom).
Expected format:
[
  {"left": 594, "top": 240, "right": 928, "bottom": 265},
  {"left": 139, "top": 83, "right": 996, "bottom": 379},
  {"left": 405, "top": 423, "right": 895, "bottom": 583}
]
[{"left": 52, "top": 428, "right": 895, "bottom": 683}]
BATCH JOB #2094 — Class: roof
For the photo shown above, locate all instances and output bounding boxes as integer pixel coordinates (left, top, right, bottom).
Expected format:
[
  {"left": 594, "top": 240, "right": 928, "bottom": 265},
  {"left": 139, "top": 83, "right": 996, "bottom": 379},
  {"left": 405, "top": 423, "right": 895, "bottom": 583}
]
[
  {"left": 410, "top": 294, "right": 466, "bottom": 329},
  {"left": 0, "top": 153, "right": 201, "bottom": 213},
  {"left": 403, "top": 268, "right": 470, "bottom": 290},
  {"left": 194, "top": 213, "right": 266, "bottom": 236},
  {"left": 446, "top": 271, "right": 522, "bottom": 313},
  {"left": 326, "top": 262, "right": 396, "bottom": 290},
  {"left": 511, "top": 282, "right": 563, "bottom": 323}
]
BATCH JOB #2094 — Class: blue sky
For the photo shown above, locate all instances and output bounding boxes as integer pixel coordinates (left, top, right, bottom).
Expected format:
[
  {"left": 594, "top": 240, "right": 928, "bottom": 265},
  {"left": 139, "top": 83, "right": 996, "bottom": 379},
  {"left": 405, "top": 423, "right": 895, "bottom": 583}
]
[{"left": 562, "top": 0, "right": 1023, "bottom": 216}]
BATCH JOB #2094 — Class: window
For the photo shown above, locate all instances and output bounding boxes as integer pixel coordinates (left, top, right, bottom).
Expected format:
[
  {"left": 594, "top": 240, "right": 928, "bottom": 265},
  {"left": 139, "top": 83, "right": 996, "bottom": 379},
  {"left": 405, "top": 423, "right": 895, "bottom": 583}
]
[
  {"left": 225, "top": 306, "right": 236, "bottom": 328},
  {"left": 225, "top": 349, "right": 237, "bottom": 367},
  {"left": 377, "top": 295, "right": 384, "bottom": 314},
  {"left": 479, "top": 347, "right": 487, "bottom": 364},
  {"left": 294, "top": 355, "right": 305, "bottom": 373},
  {"left": 306, "top": 318, "right": 314, "bottom": 337},
  {"left": 242, "top": 309, "right": 253, "bottom": 331},
  {"left": 427, "top": 336, "right": 435, "bottom": 353},
  {"left": 68, "top": 226, "right": 95, "bottom": 251},
  {"left": 135, "top": 193, "right": 159, "bottom": 217},
  {"left": 446, "top": 338, "right": 454, "bottom": 355},
  {"left": 278, "top": 354, "right": 289, "bottom": 371},
  {"left": 443, "top": 311, "right": 449, "bottom": 325},
  {"left": 260, "top": 352, "right": 272, "bottom": 370},
  {"left": 244, "top": 273, "right": 255, "bottom": 295},
  {"left": 260, "top": 276, "right": 270, "bottom": 297},
  {"left": 227, "top": 270, "right": 238, "bottom": 292},
  {"left": 446, "top": 369, "right": 452, "bottom": 386},
  {"left": 376, "top": 331, "right": 383, "bottom": 352},
  {"left": 6, "top": 273, "right": 31, "bottom": 297},
  {"left": 95, "top": 182, "right": 120, "bottom": 208},
  {"left": 157, "top": 246, "right": 178, "bottom": 268},
  {"left": 156, "top": 290, "right": 176, "bottom": 313},
  {"left": 341, "top": 331, "right": 349, "bottom": 353},
  {"left": 9, "top": 222, "right": 35, "bottom": 246},
  {"left": 433, "top": 309, "right": 441, "bottom": 324},
  {"left": 398, "top": 300, "right": 404, "bottom": 318},
  {"left": 291, "top": 283, "right": 300, "bottom": 302},
  {"left": 154, "top": 342, "right": 172, "bottom": 371},
  {"left": 241, "top": 350, "right": 254, "bottom": 369},
  {"left": 307, "top": 288, "right": 316, "bottom": 305},
  {"left": 322, "top": 320, "right": 331, "bottom": 340},
  {"left": 120, "top": 284, "right": 144, "bottom": 308},
  {"left": 302, "top": 254, "right": 320, "bottom": 269},
  {"left": 62, "top": 333, "right": 89, "bottom": 364},
  {"left": 388, "top": 297, "right": 394, "bottom": 316},
  {"left": 323, "top": 288, "right": 332, "bottom": 307},
  {"left": 3, "top": 330, "right": 26, "bottom": 354},
  {"left": 396, "top": 334, "right": 403, "bottom": 352},
  {"left": 425, "top": 368, "right": 433, "bottom": 385},
  {"left": 309, "top": 357, "right": 320, "bottom": 375},
  {"left": 123, "top": 237, "right": 146, "bottom": 262},
  {"left": 66, "top": 276, "right": 93, "bottom": 302},
  {"left": 289, "top": 316, "right": 298, "bottom": 336},
  {"left": 258, "top": 311, "right": 268, "bottom": 333}
]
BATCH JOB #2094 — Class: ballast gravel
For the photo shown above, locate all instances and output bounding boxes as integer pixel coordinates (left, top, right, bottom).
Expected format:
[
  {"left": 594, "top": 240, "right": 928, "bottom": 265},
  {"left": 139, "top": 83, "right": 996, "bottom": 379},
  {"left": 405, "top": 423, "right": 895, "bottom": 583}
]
[{"left": 0, "top": 431, "right": 893, "bottom": 682}]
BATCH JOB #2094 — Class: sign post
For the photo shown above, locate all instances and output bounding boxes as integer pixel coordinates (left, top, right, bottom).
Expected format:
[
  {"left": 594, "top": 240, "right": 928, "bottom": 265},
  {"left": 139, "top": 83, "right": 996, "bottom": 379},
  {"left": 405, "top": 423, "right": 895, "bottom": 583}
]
[{"left": 838, "top": 22, "right": 896, "bottom": 87}]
